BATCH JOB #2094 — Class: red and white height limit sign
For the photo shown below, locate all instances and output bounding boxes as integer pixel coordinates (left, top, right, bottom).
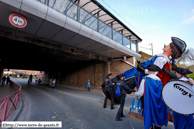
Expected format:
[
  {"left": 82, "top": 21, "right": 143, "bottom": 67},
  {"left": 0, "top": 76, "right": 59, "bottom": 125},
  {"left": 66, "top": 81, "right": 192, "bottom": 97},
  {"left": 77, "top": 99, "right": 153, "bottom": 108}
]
[{"left": 9, "top": 14, "right": 27, "bottom": 28}]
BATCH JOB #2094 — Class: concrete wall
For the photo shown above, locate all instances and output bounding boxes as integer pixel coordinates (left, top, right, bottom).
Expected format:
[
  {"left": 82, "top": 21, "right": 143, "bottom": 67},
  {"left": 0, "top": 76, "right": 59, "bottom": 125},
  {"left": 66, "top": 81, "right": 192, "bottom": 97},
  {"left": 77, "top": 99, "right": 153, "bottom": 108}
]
[
  {"left": 42, "top": 57, "right": 135, "bottom": 90},
  {"left": 0, "top": 65, "right": 3, "bottom": 83}
]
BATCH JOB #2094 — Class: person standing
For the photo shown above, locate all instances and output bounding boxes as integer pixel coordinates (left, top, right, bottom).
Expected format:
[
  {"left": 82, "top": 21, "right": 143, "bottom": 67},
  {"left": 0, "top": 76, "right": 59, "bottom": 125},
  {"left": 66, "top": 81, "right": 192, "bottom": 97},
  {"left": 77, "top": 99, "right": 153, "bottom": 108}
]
[
  {"left": 2, "top": 76, "right": 6, "bottom": 85},
  {"left": 28, "top": 74, "right": 33, "bottom": 85},
  {"left": 49, "top": 78, "right": 52, "bottom": 86},
  {"left": 115, "top": 74, "right": 135, "bottom": 121},
  {"left": 163, "top": 67, "right": 194, "bottom": 129},
  {"left": 103, "top": 73, "right": 114, "bottom": 110},
  {"left": 52, "top": 78, "right": 56, "bottom": 89},
  {"left": 135, "top": 64, "right": 168, "bottom": 129},
  {"left": 87, "top": 79, "right": 91, "bottom": 92},
  {"left": 6, "top": 76, "right": 10, "bottom": 85},
  {"left": 38, "top": 78, "right": 41, "bottom": 84},
  {"left": 35, "top": 76, "right": 39, "bottom": 84}
]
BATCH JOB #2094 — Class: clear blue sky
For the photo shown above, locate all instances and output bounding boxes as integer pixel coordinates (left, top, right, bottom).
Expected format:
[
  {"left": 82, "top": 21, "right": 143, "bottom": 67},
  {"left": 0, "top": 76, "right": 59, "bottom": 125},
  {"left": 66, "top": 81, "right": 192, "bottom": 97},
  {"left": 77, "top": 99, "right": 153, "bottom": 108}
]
[{"left": 97, "top": 0, "right": 194, "bottom": 55}]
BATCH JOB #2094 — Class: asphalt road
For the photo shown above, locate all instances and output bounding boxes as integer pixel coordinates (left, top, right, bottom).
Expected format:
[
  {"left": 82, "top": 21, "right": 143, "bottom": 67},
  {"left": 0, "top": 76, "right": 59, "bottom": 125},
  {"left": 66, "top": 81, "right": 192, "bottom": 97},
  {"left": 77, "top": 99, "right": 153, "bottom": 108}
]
[{"left": 11, "top": 78, "right": 174, "bottom": 129}]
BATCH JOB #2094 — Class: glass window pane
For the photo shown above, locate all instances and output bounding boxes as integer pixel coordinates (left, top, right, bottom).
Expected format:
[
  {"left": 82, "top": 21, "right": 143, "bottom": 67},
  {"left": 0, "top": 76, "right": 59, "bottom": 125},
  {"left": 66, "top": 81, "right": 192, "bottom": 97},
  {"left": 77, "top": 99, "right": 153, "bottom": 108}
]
[
  {"left": 123, "top": 36, "right": 131, "bottom": 49},
  {"left": 48, "top": 0, "right": 69, "bottom": 9},
  {"left": 37, "top": 0, "right": 45, "bottom": 4},
  {"left": 48, "top": 0, "right": 56, "bottom": 7},
  {"left": 58, "top": 1, "right": 70, "bottom": 14},
  {"left": 48, "top": 0, "right": 77, "bottom": 20},
  {"left": 131, "top": 41, "right": 137, "bottom": 51},
  {"left": 65, "top": 2, "right": 77, "bottom": 20},
  {"left": 113, "top": 29, "right": 122, "bottom": 44},
  {"left": 99, "top": 20, "right": 111, "bottom": 39},
  {"left": 80, "top": 8, "right": 97, "bottom": 31}
]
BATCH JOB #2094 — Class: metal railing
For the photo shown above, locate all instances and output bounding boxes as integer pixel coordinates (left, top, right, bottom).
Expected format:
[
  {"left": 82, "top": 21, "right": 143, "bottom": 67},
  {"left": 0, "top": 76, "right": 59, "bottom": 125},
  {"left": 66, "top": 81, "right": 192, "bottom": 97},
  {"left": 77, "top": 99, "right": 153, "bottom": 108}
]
[
  {"left": 0, "top": 81, "right": 22, "bottom": 124},
  {"left": 37, "top": 0, "right": 138, "bottom": 52}
]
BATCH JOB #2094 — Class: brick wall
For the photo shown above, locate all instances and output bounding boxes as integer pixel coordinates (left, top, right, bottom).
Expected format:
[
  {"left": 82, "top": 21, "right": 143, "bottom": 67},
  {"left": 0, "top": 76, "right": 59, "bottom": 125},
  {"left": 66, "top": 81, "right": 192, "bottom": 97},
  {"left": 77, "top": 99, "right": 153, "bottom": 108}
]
[
  {"left": 110, "top": 58, "right": 134, "bottom": 78},
  {"left": 94, "top": 64, "right": 103, "bottom": 88},
  {"left": 69, "top": 71, "right": 78, "bottom": 87}
]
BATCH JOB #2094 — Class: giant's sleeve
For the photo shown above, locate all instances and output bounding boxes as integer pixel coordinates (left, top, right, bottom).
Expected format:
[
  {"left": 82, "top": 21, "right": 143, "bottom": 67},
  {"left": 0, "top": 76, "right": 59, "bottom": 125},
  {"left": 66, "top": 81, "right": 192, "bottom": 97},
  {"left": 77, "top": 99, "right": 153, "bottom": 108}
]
[
  {"left": 152, "top": 57, "right": 167, "bottom": 75},
  {"left": 154, "top": 57, "right": 167, "bottom": 69},
  {"left": 163, "top": 67, "right": 178, "bottom": 79},
  {"left": 135, "top": 79, "right": 145, "bottom": 99},
  {"left": 122, "top": 81, "right": 135, "bottom": 94},
  {"left": 144, "top": 57, "right": 167, "bottom": 75}
]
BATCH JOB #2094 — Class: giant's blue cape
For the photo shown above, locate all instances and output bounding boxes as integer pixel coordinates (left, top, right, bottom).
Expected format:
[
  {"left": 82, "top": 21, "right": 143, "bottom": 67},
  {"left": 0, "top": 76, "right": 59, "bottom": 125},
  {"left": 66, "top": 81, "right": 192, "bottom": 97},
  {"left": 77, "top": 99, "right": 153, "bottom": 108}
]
[
  {"left": 173, "top": 112, "right": 194, "bottom": 129},
  {"left": 144, "top": 77, "right": 168, "bottom": 129},
  {"left": 124, "top": 55, "right": 160, "bottom": 88}
]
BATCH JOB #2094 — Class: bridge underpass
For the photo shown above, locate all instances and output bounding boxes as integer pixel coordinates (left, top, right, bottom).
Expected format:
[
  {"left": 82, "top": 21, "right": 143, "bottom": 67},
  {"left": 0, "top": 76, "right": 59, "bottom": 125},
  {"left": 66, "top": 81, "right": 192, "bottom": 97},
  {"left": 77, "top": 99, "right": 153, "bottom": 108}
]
[
  {"left": 0, "top": 35, "right": 106, "bottom": 72},
  {"left": 0, "top": 33, "right": 111, "bottom": 88}
]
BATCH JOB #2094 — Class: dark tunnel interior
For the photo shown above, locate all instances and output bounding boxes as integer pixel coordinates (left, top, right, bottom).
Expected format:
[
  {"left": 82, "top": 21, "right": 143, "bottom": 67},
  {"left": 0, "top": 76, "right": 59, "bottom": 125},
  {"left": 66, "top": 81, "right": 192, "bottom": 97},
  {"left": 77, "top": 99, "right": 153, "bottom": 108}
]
[{"left": 0, "top": 36, "right": 105, "bottom": 73}]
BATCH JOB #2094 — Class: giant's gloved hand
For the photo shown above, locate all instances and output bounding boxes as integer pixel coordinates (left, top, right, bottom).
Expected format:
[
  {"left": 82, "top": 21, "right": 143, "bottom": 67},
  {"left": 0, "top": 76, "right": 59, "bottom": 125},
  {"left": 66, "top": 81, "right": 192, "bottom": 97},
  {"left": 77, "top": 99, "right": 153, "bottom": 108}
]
[
  {"left": 137, "top": 60, "right": 142, "bottom": 64},
  {"left": 126, "top": 89, "right": 135, "bottom": 94},
  {"left": 131, "top": 89, "right": 135, "bottom": 92},
  {"left": 136, "top": 60, "right": 145, "bottom": 71}
]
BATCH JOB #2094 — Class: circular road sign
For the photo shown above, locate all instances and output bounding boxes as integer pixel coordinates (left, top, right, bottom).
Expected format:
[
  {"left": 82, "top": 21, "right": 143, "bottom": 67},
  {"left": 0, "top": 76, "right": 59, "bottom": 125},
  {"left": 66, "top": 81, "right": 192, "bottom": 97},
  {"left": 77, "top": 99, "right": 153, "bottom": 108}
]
[{"left": 9, "top": 14, "right": 27, "bottom": 28}]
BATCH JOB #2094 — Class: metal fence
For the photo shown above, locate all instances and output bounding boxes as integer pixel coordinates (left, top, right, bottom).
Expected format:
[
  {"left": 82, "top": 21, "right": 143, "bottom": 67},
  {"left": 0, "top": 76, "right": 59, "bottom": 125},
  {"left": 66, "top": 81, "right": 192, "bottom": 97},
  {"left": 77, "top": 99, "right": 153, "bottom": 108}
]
[{"left": 0, "top": 81, "right": 22, "bottom": 124}]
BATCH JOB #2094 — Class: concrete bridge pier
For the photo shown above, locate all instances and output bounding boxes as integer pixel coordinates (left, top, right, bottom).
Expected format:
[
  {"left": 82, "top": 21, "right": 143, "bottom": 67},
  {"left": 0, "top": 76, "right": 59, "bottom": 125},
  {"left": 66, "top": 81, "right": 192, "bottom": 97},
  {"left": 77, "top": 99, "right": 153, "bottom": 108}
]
[{"left": 0, "top": 61, "right": 4, "bottom": 84}]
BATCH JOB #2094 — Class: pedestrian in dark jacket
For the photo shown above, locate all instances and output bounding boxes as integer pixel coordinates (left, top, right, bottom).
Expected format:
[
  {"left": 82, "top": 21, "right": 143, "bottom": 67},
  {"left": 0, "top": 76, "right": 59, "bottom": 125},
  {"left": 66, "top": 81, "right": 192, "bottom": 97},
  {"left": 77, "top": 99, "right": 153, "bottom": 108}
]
[
  {"left": 103, "top": 73, "right": 115, "bottom": 110},
  {"left": 2, "top": 76, "right": 6, "bottom": 85},
  {"left": 115, "top": 74, "right": 135, "bottom": 121},
  {"left": 6, "top": 76, "right": 10, "bottom": 84}
]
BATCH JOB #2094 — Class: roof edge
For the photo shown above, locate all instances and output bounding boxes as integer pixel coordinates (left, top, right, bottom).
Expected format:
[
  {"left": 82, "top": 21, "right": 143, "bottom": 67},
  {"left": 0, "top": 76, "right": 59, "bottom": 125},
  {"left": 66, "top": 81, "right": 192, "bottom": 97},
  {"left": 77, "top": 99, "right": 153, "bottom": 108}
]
[{"left": 91, "top": 0, "right": 142, "bottom": 42}]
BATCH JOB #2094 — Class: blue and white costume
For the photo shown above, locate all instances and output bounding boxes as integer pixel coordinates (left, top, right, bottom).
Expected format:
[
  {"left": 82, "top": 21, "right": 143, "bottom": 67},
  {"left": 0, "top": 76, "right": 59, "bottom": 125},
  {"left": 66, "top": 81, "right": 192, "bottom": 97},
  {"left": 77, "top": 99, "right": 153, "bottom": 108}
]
[
  {"left": 135, "top": 74, "right": 168, "bottom": 129},
  {"left": 173, "top": 77, "right": 194, "bottom": 129},
  {"left": 124, "top": 54, "right": 169, "bottom": 88}
]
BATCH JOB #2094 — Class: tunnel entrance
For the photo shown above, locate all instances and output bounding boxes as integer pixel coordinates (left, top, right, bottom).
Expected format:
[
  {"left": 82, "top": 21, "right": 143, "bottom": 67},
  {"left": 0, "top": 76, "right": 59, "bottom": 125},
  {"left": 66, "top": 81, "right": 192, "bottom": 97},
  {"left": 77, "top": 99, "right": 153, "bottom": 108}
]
[
  {"left": 0, "top": 35, "right": 109, "bottom": 89},
  {"left": 0, "top": 36, "right": 106, "bottom": 73}
]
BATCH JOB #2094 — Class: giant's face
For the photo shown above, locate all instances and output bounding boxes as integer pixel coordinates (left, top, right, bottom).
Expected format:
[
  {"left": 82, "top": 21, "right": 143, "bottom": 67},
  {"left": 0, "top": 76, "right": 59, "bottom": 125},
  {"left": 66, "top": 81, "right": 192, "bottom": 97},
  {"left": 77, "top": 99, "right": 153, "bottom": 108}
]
[
  {"left": 163, "top": 44, "right": 172, "bottom": 55},
  {"left": 163, "top": 44, "right": 171, "bottom": 52}
]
